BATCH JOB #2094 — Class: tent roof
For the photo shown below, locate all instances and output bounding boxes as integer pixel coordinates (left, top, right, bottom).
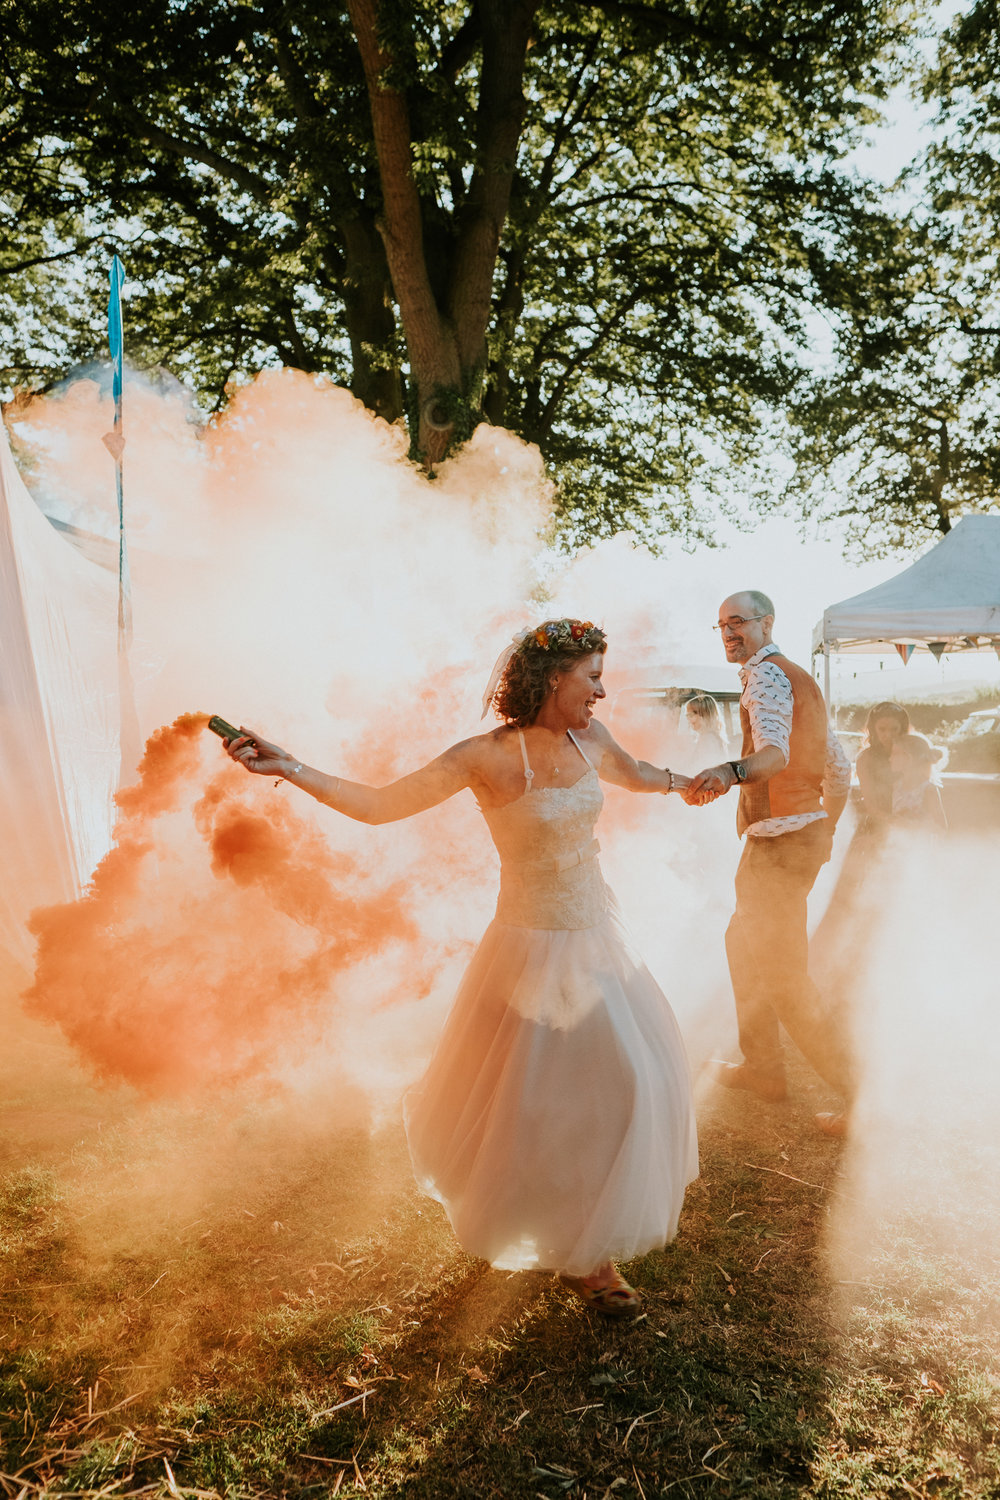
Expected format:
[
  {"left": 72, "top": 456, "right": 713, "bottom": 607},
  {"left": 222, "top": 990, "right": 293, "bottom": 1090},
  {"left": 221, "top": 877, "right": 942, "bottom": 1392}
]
[{"left": 812, "top": 514, "right": 1000, "bottom": 655}]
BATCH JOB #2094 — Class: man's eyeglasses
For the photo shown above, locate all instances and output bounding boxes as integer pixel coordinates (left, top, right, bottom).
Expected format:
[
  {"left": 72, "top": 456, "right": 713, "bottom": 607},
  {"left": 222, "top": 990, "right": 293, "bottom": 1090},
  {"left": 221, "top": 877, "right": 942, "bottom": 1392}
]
[{"left": 713, "top": 615, "right": 766, "bottom": 633}]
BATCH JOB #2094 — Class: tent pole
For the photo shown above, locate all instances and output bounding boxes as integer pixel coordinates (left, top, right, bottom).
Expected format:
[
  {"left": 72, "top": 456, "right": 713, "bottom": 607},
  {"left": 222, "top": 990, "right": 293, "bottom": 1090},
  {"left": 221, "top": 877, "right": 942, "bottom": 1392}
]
[
  {"left": 102, "top": 255, "right": 142, "bottom": 783},
  {"left": 823, "top": 644, "right": 831, "bottom": 713}
]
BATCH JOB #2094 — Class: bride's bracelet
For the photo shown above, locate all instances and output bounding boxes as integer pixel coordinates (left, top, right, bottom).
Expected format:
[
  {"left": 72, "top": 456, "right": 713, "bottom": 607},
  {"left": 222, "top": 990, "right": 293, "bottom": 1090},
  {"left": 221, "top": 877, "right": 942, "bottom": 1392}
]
[
  {"left": 665, "top": 768, "right": 675, "bottom": 793},
  {"left": 278, "top": 764, "right": 343, "bottom": 803}
]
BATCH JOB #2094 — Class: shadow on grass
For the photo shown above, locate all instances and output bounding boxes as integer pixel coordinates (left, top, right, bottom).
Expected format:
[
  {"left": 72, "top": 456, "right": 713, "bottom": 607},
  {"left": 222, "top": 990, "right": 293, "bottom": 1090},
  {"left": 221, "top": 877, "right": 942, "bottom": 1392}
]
[{"left": 302, "top": 1109, "right": 839, "bottom": 1500}]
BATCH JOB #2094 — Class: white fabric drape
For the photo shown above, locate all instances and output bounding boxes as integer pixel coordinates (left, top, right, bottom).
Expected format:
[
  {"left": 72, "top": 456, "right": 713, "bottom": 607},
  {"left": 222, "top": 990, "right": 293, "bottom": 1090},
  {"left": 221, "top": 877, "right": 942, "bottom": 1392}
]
[{"left": 0, "top": 429, "right": 122, "bottom": 959}]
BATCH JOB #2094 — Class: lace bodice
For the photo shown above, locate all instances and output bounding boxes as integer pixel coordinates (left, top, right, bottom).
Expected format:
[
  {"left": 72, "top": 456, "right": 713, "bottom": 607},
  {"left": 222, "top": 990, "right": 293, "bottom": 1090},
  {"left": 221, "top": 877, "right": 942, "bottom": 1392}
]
[{"left": 479, "top": 732, "right": 608, "bottom": 930}]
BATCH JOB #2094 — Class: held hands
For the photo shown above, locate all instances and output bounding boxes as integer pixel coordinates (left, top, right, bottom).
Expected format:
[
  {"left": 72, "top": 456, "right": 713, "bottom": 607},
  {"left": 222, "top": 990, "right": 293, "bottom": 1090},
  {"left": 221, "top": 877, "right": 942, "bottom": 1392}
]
[
  {"left": 225, "top": 729, "right": 297, "bottom": 779},
  {"left": 683, "top": 762, "right": 736, "bottom": 806}
]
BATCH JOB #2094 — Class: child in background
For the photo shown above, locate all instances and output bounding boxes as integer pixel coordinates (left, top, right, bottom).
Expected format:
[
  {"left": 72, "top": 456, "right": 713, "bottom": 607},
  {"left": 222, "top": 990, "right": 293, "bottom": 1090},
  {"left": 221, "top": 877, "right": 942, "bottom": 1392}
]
[{"left": 890, "top": 732, "right": 947, "bottom": 828}]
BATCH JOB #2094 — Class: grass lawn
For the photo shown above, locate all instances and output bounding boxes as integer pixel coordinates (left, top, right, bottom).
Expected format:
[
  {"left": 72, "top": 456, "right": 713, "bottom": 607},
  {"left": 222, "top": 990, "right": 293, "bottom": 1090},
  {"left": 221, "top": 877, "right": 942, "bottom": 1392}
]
[{"left": 2, "top": 993, "right": 999, "bottom": 1500}]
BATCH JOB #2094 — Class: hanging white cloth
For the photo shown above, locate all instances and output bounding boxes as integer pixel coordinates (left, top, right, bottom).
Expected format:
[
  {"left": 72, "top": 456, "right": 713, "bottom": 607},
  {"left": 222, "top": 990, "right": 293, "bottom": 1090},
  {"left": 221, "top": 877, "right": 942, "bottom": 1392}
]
[{"left": 0, "top": 427, "right": 123, "bottom": 960}]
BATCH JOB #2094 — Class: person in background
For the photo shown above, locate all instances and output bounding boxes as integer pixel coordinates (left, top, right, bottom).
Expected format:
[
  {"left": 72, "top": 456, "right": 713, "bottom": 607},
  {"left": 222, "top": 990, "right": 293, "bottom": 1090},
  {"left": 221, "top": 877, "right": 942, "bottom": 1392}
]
[
  {"left": 809, "top": 711, "right": 946, "bottom": 1049},
  {"left": 855, "top": 701, "right": 911, "bottom": 829},
  {"left": 685, "top": 693, "right": 728, "bottom": 765},
  {"left": 683, "top": 590, "right": 855, "bottom": 1139},
  {"left": 890, "top": 732, "right": 947, "bottom": 828}
]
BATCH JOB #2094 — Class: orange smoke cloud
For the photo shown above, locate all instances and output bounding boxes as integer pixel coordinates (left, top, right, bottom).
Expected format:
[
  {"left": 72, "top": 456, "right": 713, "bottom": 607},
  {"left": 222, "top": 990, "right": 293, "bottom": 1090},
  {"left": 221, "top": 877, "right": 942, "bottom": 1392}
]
[
  {"left": 24, "top": 714, "right": 418, "bottom": 1096},
  {"left": 9, "top": 368, "right": 737, "bottom": 1106}
]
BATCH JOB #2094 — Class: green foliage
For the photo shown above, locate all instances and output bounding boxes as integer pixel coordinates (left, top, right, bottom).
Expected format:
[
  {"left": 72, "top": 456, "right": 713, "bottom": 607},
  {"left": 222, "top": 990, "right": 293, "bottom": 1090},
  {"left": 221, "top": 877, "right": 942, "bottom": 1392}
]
[
  {"left": 781, "top": 1, "right": 1000, "bottom": 553},
  {"left": 497, "top": 2, "right": 917, "bottom": 544},
  {"left": 0, "top": 1164, "right": 60, "bottom": 1226},
  {"left": 0, "top": 0, "right": 926, "bottom": 545},
  {"left": 925, "top": 0, "right": 1000, "bottom": 254},
  {"left": 0, "top": 1349, "right": 96, "bottom": 1475},
  {"left": 0, "top": 1165, "right": 62, "bottom": 1260},
  {"left": 784, "top": 196, "right": 1000, "bottom": 553},
  {"left": 60, "top": 1435, "right": 140, "bottom": 1491}
]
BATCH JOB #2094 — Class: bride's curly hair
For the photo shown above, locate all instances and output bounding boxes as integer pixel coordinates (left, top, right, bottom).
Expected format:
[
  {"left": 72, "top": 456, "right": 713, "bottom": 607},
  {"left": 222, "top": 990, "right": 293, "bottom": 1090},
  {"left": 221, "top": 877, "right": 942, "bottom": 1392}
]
[{"left": 492, "top": 619, "right": 607, "bottom": 727}]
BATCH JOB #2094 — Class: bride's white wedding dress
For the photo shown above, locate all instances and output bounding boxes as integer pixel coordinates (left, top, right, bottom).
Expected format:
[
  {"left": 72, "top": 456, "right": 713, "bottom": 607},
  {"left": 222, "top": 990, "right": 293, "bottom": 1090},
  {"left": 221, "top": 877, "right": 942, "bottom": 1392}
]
[{"left": 404, "top": 731, "right": 698, "bottom": 1277}]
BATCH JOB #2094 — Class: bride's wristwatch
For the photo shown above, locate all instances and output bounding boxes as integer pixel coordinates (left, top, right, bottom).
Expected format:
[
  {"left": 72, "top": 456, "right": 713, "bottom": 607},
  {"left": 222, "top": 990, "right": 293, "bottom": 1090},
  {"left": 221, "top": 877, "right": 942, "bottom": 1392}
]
[{"left": 728, "top": 759, "right": 748, "bottom": 784}]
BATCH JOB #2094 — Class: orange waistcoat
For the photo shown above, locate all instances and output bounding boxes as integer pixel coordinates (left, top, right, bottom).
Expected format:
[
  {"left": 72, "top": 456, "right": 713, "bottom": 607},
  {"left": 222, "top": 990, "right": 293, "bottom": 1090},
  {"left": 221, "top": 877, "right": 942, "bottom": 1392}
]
[{"left": 737, "top": 653, "right": 828, "bottom": 836}]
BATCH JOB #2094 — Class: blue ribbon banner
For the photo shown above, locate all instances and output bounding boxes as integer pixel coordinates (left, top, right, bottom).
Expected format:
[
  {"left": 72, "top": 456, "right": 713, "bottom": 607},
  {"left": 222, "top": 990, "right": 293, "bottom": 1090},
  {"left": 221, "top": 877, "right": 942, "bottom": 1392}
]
[
  {"left": 104, "top": 255, "right": 142, "bottom": 777},
  {"left": 108, "top": 254, "right": 125, "bottom": 422},
  {"left": 105, "top": 255, "right": 132, "bottom": 644}
]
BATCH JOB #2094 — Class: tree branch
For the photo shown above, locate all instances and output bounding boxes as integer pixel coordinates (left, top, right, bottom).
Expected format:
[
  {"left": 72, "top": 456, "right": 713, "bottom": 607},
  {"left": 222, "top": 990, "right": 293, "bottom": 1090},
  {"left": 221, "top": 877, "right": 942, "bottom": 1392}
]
[
  {"left": 438, "top": 10, "right": 481, "bottom": 84},
  {"left": 121, "top": 107, "right": 277, "bottom": 200},
  {"left": 347, "top": 0, "right": 453, "bottom": 385},
  {"left": 0, "top": 240, "right": 98, "bottom": 276},
  {"left": 575, "top": 0, "right": 776, "bottom": 64},
  {"left": 531, "top": 35, "right": 604, "bottom": 205},
  {"left": 450, "top": 0, "right": 538, "bottom": 370},
  {"left": 534, "top": 290, "right": 644, "bottom": 438}
]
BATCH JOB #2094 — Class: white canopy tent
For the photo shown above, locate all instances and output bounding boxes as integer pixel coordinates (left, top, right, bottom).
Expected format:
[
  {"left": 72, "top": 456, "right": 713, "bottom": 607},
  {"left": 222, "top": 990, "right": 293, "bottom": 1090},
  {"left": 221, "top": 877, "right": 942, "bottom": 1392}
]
[{"left": 812, "top": 514, "right": 1000, "bottom": 704}]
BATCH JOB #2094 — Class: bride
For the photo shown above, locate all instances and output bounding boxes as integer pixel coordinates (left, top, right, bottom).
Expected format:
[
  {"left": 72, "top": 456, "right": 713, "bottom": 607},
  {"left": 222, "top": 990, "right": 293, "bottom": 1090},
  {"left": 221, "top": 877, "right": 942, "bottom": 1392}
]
[{"left": 225, "top": 619, "right": 698, "bottom": 1317}]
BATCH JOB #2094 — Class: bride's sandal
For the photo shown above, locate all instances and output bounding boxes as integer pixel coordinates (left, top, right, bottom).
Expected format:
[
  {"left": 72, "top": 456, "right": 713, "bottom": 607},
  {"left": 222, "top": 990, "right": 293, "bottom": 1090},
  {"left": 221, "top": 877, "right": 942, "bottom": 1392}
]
[{"left": 558, "top": 1269, "right": 641, "bottom": 1319}]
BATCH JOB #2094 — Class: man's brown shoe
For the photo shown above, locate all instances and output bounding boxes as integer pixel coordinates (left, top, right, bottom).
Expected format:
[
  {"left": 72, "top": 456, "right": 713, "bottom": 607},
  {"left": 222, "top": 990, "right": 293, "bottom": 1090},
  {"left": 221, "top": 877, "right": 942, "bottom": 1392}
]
[
  {"left": 815, "top": 1111, "right": 848, "bottom": 1138},
  {"left": 711, "top": 1061, "right": 787, "bottom": 1103}
]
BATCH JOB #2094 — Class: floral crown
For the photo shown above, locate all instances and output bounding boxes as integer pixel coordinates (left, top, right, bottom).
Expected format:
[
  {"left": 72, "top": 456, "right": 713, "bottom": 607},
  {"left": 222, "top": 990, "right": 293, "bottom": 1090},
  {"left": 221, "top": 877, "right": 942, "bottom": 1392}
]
[
  {"left": 522, "top": 619, "right": 606, "bottom": 653},
  {"left": 480, "top": 618, "right": 606, "bottom": 717}
]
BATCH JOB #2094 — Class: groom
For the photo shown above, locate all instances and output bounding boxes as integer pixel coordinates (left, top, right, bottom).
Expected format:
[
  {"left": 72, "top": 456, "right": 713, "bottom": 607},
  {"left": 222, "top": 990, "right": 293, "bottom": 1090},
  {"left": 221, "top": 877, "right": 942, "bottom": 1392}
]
[{"left": 684, "top": 590, "right": 854, "bottom": 1135}]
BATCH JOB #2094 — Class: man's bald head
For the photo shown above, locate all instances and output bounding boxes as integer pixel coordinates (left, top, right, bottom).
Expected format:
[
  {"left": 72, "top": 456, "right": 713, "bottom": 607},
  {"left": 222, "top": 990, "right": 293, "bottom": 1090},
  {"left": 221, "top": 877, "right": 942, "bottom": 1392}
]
[
  {"left": 722, "top": 590, "right": 774, "bottom": 620},
  {"left": 717, "top": 591, "right": 775, "bottom": 664}
]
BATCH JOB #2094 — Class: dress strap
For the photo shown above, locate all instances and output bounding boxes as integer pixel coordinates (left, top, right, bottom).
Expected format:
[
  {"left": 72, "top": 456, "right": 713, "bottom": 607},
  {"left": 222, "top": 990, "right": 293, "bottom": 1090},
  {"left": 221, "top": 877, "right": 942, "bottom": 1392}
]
[
  {"left": 516, "top": 729, "right": 535, "bottom": 793},
  {"left": 566, "top": 730, "right": 594, "bottom": 769}
]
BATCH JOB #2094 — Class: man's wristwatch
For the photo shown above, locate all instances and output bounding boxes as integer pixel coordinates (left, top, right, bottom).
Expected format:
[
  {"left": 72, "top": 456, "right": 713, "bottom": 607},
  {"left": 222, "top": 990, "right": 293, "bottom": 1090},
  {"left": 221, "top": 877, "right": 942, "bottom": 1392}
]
[{"left": 728, "top": 759, "right": 748, "bottom": 784}]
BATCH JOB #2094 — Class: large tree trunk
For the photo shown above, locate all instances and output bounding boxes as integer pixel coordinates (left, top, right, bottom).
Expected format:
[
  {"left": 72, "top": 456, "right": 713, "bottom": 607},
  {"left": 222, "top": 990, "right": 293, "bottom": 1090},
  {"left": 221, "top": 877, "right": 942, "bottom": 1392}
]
[{"left": 347, "top": 0, "right": 536, "bottom": 465}]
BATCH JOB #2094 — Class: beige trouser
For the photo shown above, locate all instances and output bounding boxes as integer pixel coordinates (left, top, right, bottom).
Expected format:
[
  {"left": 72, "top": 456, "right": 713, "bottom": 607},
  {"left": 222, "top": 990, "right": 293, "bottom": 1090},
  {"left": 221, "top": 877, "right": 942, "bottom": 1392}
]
[{"left": 724, "top": 821, "right": 855, "bottom": 1101}]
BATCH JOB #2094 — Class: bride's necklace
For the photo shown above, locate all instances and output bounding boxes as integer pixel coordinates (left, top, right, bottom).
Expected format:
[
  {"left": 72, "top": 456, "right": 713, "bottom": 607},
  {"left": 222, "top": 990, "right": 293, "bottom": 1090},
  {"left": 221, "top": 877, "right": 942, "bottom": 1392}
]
[{"left": 549, "top": 732, "right": 572, "bottom": 778}]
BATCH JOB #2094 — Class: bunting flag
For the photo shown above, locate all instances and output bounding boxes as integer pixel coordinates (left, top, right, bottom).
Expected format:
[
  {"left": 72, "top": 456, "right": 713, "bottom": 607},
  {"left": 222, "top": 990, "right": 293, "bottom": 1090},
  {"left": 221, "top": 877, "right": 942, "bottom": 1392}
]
[
  {"left": 894, "top": 643, "right": 915, "bottom": 665},
  {"left": 102, "top": 255, "right": 142, "bottom": 780},
  {"left": 928, "top": 641, "right": 947, "bottom": 662}
]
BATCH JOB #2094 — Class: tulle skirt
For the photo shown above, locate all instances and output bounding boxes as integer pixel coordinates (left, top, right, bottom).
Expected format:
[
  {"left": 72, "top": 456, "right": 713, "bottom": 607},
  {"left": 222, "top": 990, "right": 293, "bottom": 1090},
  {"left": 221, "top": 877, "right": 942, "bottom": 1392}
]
[{"left": 404, "top": 894, "right": 698, "bottom": 1276}]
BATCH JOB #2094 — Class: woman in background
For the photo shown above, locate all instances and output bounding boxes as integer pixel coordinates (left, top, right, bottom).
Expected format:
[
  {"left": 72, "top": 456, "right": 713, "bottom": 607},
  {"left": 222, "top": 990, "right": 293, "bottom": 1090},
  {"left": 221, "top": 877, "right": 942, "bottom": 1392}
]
[
  {"left": 855, "top": 701, "right": 911, "bottom": 829},
  {"left": 225, "top": 620, "right": 698, "bottom": 1318},
  {"left": 854, "top": 703, "right": 947, "bottom": 831},
  {"left": 684, "top": 693, "right": 728, "bottom": 765},
  {"left": 811, "top": 704, "right": 946, "bottom": 1093}
]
